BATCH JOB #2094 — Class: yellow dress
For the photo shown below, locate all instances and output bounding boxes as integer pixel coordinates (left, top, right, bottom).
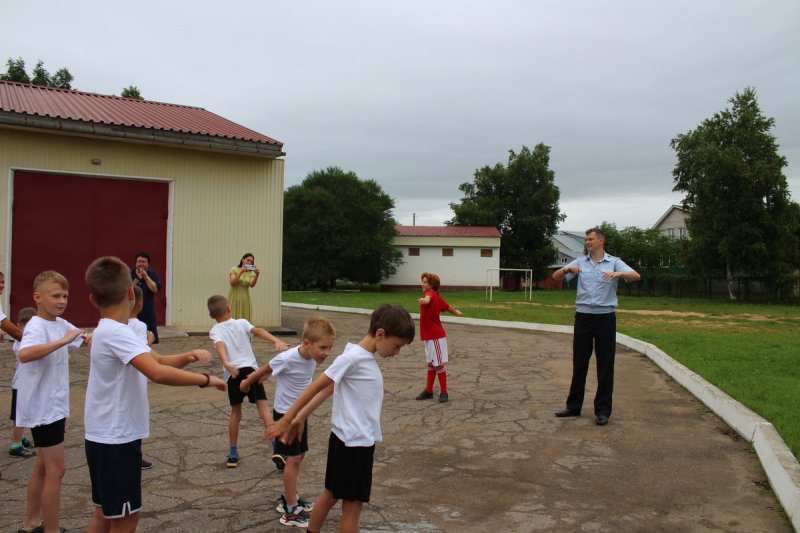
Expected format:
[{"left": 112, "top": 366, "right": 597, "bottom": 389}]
[{"left": 228, "top": 267, "right": 256, "bottom": 322}]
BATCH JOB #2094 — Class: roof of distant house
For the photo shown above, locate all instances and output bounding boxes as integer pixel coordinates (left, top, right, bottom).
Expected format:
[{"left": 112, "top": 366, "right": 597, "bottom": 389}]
[
  {"left": 395, "top": 225, "right": 501, "bottom": 238},
  {"left": 0, "top": 80, "right": 282, "bottom": 153}
]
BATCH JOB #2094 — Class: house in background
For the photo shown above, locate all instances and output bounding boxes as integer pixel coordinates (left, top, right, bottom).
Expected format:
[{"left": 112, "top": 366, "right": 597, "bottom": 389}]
[
  {"left": 653, "top": 204, "right": 689, "bottom": 239},
  {"left": 382, "top": 225, "right": 501, "bottom": 290},
  {"left": 0, "top": 80, "right": 285, "bottom": 327},
  {"left": 543, "top": 230, "right": 586, "bottom": 289}
]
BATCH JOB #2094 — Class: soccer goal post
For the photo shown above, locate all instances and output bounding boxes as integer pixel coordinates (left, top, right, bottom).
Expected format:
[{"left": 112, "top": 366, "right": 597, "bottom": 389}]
[{"left": 485, "top": 268, "right": 533, "bottom": 302}]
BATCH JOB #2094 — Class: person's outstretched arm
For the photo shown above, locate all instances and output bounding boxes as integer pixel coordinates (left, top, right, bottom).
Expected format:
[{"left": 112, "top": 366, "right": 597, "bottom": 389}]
[{"left": 252, "top": 327, "right": 289, "bottom": 351}]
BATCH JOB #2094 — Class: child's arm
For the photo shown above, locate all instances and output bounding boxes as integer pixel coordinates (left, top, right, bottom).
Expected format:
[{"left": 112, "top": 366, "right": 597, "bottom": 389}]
[
  {"left": 130, "top": 352, "right": 226, "bottom": 389},
  {"left": 269, "top": 374, "right": 334, "bottom": 443},
  {"left": 0, "top": 319, "right": 22, "bottom": 342},
  {"left": 150, "top": 349, "right": 212, "bottom": 369},
  {"left": 19, "top": 328, "right": 84, "bottom": 363},
  {"left": 147, "top": 330, "right": 155, "bottom": 345},
  {"left": 240, "top": 362, "right": 273, "bottom": 393},
  {"left": 251, "top": 327, "right": 289, "bottom": 351},
  {"left": 418, "top": 294, "right": 431, "bottom": 305},
  {"left": 213, "top": 341, "right": 239, "bottom": 378},
  {"left": 446, "top": 305, "right": 463, "bottom": 316}
]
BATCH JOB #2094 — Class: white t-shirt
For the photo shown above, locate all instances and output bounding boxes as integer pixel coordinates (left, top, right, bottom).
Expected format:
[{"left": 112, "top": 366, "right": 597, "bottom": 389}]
[
  {"left": 128, "top": 317, "right": 149, "bottom": 344},
  {"left": 0, "top": 301, "right": 6, "bottom": 322},
  {"left": 16, "top": 316, "right": 83, "bottom": 427},
  {"left": 84, "top": 318, "right": 151, "bottom": 444},
  {"left": 325, "top": 342, "right": 384, "bottom": 447},
  {"left": 209, "top": 318, "right": 257, "bottom": 381},
  {"left": 270, "top": 346, "right": 317, "bottom": 414},
  {"left": 12, "top": 340, "right": 21, "bottom": 389}
]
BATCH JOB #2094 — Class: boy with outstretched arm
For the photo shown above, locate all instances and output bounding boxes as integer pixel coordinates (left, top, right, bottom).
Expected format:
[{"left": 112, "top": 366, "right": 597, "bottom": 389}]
[
  {"left": 270, "top": 304, "right": 415, "bottom": 533},
  {"left": 240, "top": 316, "right": 336, "bottom": 528},
  {"left": 207, "top": 294, "right": 289, "bottom": 468},
  {"left": 17, "top": 271, "right": 86, "bottom": 533},
  {"left": 84, "top": 257, "right": 226, "bottom": 533}
]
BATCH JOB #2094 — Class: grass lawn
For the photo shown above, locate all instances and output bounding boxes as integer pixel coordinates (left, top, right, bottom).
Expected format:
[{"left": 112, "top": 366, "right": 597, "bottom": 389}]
[{"left": 282, "top": 289, "right": 800, "bottom": 459}]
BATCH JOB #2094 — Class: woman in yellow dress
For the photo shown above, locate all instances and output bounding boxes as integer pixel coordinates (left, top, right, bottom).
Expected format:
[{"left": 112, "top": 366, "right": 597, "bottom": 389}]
[{"left": 228, "top": 253, "right": 260, "bottom": 321}]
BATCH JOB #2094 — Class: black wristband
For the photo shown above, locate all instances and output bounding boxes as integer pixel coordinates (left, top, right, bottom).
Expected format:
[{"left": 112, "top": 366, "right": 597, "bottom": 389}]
[{"left": 199, "top": 373, "right": 210, "bottom": 388}]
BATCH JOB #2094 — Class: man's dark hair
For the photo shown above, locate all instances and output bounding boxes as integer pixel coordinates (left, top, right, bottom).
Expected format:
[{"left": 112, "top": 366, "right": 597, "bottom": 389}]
[
  {"left": 586, "top": 227, "right": 605, "bottom": 239},
  {"left": 135, "top": 251, "right": 151, "bottom": 262}
]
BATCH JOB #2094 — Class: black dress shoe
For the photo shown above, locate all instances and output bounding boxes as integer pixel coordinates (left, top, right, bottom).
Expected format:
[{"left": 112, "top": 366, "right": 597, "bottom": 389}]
[
  {"left": 596, "top": 414, "right": 609, "bottom": 426},
  {"left": 554, "top": 409, "right": 580, "bottom": 418}
]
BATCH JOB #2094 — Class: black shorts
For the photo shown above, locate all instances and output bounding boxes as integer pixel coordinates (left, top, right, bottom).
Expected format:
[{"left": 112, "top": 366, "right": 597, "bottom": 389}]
[
  {"left": 324, "top": 432, "right": 375, "bottom": 502},
  {"left": 9, "top": 388, "right": 17, "bottom": 422},
  {"left": 227, "top": 367, "right": 267, "bottom": 406},
  {"left": 31, "top": 418, "right": 66, "bottom": 448},
  {"left": 273, "top": 410, "right": 309, "bottom": 457},
  {"left": 86, "top": 439, "right": 142, "bottom": 518}
]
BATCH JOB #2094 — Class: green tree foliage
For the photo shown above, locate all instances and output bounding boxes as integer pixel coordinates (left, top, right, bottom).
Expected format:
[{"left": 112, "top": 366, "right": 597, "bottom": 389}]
[
  {"left": 1, "top": 57, "right": 73, "bottom": 89},
  {"left": 283, "top": 167, "right": 402, "bottom": 290},
  {"left": 1, "top": 57, "right": 30, "bottom": 83},
  {"left": 448, "top": 143, "right": 564, "bottom": 280},
  {"left": 600, "top": 222, "right": 688, "bottom": 296},
  {"left": 671, "top": 87, "right": 799, "bottom": 299},
  {"left": 121, "top": 85, "right": 143, "bottom": 99}
]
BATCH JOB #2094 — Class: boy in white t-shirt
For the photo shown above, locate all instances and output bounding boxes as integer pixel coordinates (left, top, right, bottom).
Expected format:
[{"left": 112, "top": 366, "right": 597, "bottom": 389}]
[
  {"left": 240, "top": 316, "right": 336, "bottom": 528},
  {"left": 17, "top": 271, "right": 86, "bottom": 533},
  {"left": 9, "top": 307, "right": 37, "bottom": 459},
  {"left": 84, "top": 256, "right": 226, "bottom": 533},
  {"left": 207, "top": 294, "right": 289, "bottom": 468},
  {"left": 270, "top": 304, "right": 415, "bottom": 533}
]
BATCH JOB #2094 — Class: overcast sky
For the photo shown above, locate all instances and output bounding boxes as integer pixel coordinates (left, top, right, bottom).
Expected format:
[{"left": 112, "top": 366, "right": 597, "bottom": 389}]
[{"left": 5, "top": 1, "right": 799, "bottom": 231}]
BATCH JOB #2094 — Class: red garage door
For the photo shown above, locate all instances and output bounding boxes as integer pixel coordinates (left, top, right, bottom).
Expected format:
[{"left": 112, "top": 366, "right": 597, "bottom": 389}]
[{"left": 10, "top": 171, "right": 169, "bottom": 327}]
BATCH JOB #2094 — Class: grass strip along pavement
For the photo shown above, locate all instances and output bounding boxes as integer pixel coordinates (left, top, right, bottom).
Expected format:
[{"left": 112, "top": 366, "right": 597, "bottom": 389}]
[{"left": 282, "top": 289, "right": 800, "bottom": 460}]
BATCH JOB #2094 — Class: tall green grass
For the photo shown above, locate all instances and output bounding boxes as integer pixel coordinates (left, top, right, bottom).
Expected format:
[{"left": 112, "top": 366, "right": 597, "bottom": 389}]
[{"left": 283, "top": 289, "right": 800, "bottom": 459}]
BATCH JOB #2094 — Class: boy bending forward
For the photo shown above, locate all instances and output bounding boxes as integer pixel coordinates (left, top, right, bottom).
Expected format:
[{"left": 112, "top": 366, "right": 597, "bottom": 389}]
[{"left": 271, "top": 304, "right": 415, "bottom": 533}]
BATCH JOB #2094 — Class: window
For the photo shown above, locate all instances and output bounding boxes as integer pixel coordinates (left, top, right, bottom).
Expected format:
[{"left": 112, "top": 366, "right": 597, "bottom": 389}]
[
  {"left": 408, "top": 247, "right": 420, "bottom": 256},
  {"left": 679, "top": 228, "right": 687, "bottom": 239},
  {"left": 480, "top": 249, "right": 493, "bottom": 258},
  {"left": 561, "top": 256, "right": 568, "bottom": 264},
  {"left": 442, "top": 248, "right": 454, "bottom": 257},
  {"left": 667, "top": 228, "right": 675, "bottom": 238}
]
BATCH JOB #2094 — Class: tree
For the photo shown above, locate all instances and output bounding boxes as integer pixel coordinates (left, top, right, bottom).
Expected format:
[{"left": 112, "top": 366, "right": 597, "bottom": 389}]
[
  {"left": 671, "top": 87, "right": 799, "bottom": 300},
  {"left": 283, "top": 167, "right": 402, "bottom": 290},
  {"left": 0, "top": 57, "right": 30, "bottom": 83},
  {"left": 1, "top": 57, "right": 73, "bottom": 89},
  {"left": 121, "top": 85, "right": 143, "bottom": 99},
  {"left": 448, "top": 143, "right": 564, "bottom": 280}
]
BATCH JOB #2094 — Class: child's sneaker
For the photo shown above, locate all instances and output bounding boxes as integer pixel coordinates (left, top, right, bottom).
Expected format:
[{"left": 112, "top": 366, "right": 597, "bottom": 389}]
[
  {"left": 415, "top": 390, "right": 434, "bottom": 400},
  {"left": 9, "top": 445, "right": 36, "bottom": 458},
  {"left": 276, "top": 494, "right": 288, "bottom": 513},
  {"left": 279, "top": 508, "right": 310, "bottom": 527},
  {"left": 438, "top": 392, "right": 449, "bottom": 403},
  {"left": 226, "top": 455, "right": 239, "bottom": 468},
  {"left": 271, "top": 453, "right": 286, "bottom": 471},
  {"left": 296, "top": 497, "right": 314, "bottom": 512},
  {"left": 21, "top": 437, "right": 34, "bottom": 448}
]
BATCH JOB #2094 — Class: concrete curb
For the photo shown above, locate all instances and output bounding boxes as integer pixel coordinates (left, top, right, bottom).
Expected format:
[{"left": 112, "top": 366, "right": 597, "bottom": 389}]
[{"left": 282, "top": 302, "right": 800, "bottom": 531}]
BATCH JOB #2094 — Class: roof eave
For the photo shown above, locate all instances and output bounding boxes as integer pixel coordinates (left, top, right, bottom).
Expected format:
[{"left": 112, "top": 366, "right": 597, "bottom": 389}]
[{"left": 0, "top": 111, "right": 286, "bottom": 159}]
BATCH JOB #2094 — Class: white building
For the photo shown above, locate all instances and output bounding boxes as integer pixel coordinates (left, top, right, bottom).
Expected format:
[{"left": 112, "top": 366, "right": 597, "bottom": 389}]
[
  {"left": 653, "top": 205, "right": 689, "bottom": 239},
  {"left": 382, "top": 225, "right": 501, "bottom": 289}
]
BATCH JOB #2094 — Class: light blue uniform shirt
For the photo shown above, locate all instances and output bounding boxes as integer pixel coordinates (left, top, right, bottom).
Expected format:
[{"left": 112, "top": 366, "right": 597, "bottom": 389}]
[{"left": 563, "top": 253, "right": 634, "bottom": 314}]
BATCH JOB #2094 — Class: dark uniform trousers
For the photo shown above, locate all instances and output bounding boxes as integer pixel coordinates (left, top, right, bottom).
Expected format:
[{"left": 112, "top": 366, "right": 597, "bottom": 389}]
[{"left": 566, "top": 311, "right": 616, "bottom": 417}]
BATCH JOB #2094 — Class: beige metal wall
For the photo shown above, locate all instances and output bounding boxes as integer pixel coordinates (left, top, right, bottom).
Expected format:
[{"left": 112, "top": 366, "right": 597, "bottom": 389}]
[{"left": 0, "top": 129, "right": 285, "bottom": 327}]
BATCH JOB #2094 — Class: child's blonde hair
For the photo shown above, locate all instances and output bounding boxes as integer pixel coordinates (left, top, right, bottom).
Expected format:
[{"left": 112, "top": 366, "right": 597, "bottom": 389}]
[
  {"left": 302, "top": 316, "right": 336, "bottom": 343},
  {"left": 85, "top": 257, "right": 131, "bottom": 307},
  {"left": 33, "top": 271, "right": 69, "bottom": 292},
  {"left": 17, "top": 307, "right": 36, "bottom": 325},
  {"left": 133, "top": 285, "right": 144, "bottom": 306},
  {"left": 207, "top": 295, "right": 229, "bottom": 319}
]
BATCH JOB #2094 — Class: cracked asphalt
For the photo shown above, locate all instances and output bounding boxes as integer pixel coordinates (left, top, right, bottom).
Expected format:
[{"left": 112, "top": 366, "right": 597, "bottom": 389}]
[{"left": 0, "top": 307, "right": 790, "bottom": 532}]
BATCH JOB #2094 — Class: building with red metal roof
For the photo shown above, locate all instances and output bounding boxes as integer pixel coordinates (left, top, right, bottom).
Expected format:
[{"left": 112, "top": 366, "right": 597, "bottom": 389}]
[
  {"left": 0, "top": 81, "right": 286, "bottom": 328},
  {"left": 382, "top": 225, "right": 501, "bottom": 290}
]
